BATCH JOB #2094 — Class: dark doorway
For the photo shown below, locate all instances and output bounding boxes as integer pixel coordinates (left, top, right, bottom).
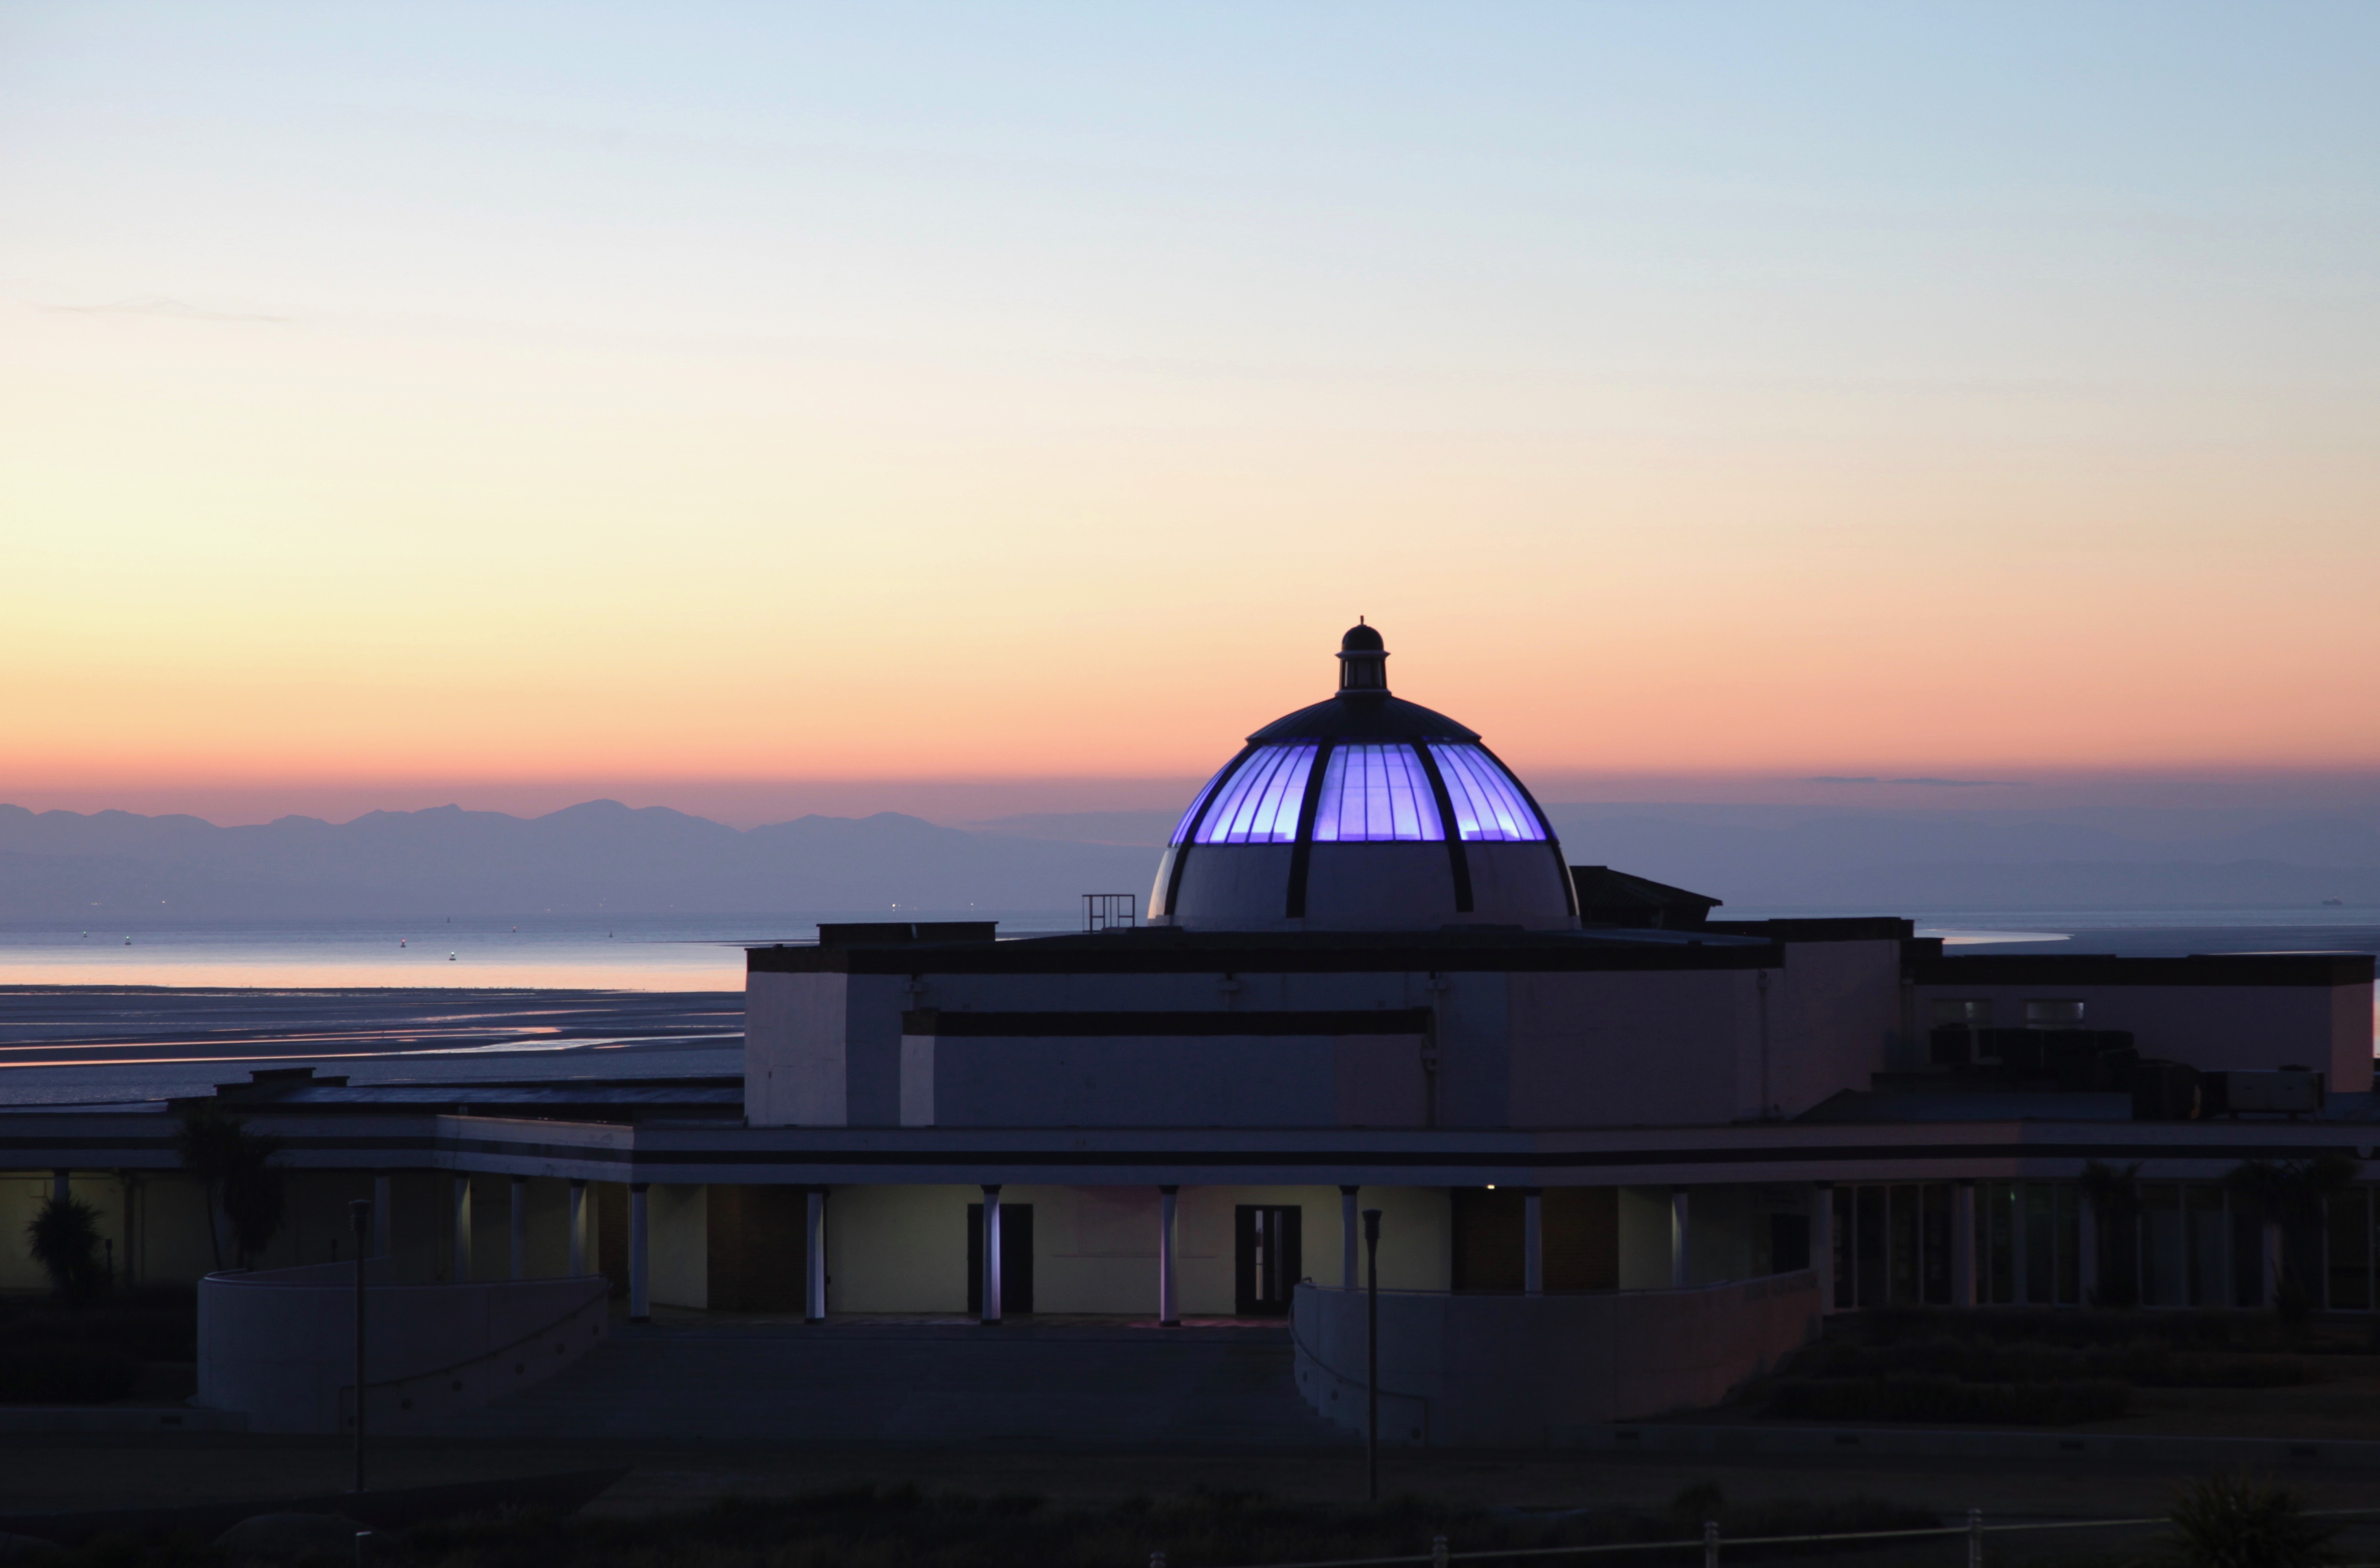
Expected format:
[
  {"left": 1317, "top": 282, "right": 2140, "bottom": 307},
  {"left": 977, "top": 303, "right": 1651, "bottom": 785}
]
[
  {"left": 1233, "top": 1205, "right": 1302, "bottom": 1316},
  {"left": 1450, "top": 1188, "right": 1619, "bottom": 1291},
  {"left": 707, "top": 1185, "right": 809, "bottom": 1311},
  {"left": 965, "top": 1202, "right": 1034, "bottom": 1316}
]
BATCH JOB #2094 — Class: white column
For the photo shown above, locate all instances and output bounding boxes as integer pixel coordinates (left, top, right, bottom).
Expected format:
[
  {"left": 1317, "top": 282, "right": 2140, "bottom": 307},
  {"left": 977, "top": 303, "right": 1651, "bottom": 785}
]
[
  {"left": 2010, "top": 1183, "right": 2030, "bottom": 1307},
  {"left": 372, "top": 1174, "right": 393, "bottom": 1258},
  {"left": 567, "top": 1180, "right": 587, "bottom": 1276},
  {"left": 2078, "top": 1189, "right": 2098, "bottom": 1308},
  {"left": 1813, "top": 1185, "right": 1836, "bottom": 1313},
  {"left": 1953, "top": 1181, "right": 1977, "bottom": 1308},
  {"left": 2263, "top": 1216, "right": 2283, "bottom": 1307},
  {"left": 1159, "top": 1185, "right": 1180, "bottom": 1326},
  {"left": 628, "top": 1182, "right": 651, "bottom": 1323},
  {"left": 1523, "top": 1188, "right": 1545, "bottom": 1297},
  {"left": 510, "top": 1176, "right": 529, "bottom": 1279},
  {"left": 1340, "top": 1186, "right": 1360, "bottom": 1288},
  {"left": 805, "top": 1188, "right": 828, "bottom": 1322},
  {"left": 451, "top": 1176, "right": 472, "bottom": 1282},
  {"left": 980, "top": 1185, "right": 1003, "bottom": 1325},
  {"left": 1670, "top": 1187, "right": 1691, "bottom": 1289}
]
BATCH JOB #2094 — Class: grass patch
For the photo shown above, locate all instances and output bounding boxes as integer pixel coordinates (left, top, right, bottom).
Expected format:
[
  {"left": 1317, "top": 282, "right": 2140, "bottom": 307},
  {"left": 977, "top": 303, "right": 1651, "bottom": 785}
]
[
  {"left": 1769, "top": 1375, "right": 2128, "bottom": 1425},
  {"left": 1753, "top": 1306, "right": 2366, "bottom": 1424}
]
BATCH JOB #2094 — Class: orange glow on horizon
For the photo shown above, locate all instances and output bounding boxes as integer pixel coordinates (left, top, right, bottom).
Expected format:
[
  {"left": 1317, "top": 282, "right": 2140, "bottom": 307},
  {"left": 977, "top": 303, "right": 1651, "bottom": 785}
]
[{"left": 5, "top": 11, "right": 2375, "bottom": 802}]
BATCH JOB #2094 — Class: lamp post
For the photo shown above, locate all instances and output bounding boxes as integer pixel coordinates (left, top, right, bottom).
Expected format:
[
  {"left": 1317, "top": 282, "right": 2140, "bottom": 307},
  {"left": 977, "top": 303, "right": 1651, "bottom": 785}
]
[
  {"left": 1363, "top": 1207, "right": 1382, "bottom": 1503},
  {"left": 349, "top": 1197, "right": 371, "bottom": 1495}
]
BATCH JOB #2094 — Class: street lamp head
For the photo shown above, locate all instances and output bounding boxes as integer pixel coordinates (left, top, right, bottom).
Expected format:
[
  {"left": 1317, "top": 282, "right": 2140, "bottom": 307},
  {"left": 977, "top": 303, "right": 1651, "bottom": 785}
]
[{"left": 1361, "top": 1208, "right": 1382, "bottom": 1245}]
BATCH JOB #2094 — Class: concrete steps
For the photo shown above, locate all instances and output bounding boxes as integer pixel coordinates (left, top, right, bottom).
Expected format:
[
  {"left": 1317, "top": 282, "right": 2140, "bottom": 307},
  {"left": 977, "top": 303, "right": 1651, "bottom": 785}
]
[{"left": 440, "top": 1320, "right": 1347, "bottom": 1446}]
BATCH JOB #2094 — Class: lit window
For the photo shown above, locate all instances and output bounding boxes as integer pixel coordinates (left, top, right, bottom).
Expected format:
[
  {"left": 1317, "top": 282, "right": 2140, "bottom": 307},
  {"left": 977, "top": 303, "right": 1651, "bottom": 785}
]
[
  {"left": 1191, "top": 744, "right": 1317, "bottom": 844},
  {"left": 1932, "top": 999, "right": 1993, "bottom": 1027},
  {"left": 1429, "top": 744, "right": 1548, "bottom": 842},
  {"left": 1312, "top": 744, "right": 1444, "bottom": 842},
  {"left": 2025, "top": 999, "right": 2086, "bottom": 1028}
]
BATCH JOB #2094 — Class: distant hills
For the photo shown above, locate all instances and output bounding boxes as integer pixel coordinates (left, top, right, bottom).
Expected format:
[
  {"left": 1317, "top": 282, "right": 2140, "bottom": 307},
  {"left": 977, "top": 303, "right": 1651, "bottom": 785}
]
[
  {"left": 1536, "top": 804, "right": 2380, "bottom": 913},
  {"left": 0, "top": 798, "right": 2373, "bottom": 921},
  {"left": 0, "top": 801, "right": 1154, "bottom": 919}
]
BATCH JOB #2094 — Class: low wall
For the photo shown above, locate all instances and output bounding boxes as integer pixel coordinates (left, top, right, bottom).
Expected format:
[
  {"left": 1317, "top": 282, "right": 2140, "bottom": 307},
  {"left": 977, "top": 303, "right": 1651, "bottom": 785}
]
[
  {"left": 1292, "top": 1270, "right": 1819, "bottom": 1448},
  {"left": 198, "top": 1261, "right": 610, "bottom": 1434}
]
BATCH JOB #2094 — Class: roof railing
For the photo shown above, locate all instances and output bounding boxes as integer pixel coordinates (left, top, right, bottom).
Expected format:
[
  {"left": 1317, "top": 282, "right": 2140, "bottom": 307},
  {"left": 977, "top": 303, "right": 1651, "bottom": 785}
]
[{"left": 1084, "top": 893, "right": 1139, "bottom": 933}]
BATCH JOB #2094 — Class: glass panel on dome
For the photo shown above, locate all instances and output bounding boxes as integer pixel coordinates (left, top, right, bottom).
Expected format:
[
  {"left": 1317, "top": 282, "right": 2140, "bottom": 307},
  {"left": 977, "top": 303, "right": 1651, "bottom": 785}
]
[
  {"left": 1312, "top": 744, "right": 1445, "bottom": 842},
  {"left": 1168, "top": 760, "right": 1235, "bottom": 846},
  {"left": 1430, "top": 743, "right": 1549, "bottom": 841},
  {"left": 1192, "top": 743, "right": 1317, "bottom": 844}
]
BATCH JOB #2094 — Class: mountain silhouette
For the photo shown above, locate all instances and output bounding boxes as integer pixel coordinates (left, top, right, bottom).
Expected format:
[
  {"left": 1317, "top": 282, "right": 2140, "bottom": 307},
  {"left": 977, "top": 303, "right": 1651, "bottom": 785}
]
[{"left": 0, "top": 800, "right": 1155, "bottom": 919}]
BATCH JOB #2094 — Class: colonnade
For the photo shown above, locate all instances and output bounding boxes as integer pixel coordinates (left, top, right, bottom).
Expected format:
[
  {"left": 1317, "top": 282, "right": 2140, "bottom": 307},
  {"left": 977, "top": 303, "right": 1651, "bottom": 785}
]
[{"left": 1810, "top": 1178, "right": 2292, "bottom": 1314}]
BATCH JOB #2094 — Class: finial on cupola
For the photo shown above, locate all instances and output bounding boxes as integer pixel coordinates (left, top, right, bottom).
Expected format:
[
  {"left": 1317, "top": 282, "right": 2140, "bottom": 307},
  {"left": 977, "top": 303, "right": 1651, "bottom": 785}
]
[{"left": 1335, "top": 617, "right": 1388, "bottom": 695}]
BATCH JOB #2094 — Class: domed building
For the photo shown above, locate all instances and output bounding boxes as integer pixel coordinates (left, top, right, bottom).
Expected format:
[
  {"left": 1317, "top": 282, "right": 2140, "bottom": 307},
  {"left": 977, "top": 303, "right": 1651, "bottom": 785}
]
[
  {"left": 1151, "top": 624, "right": 1579, "bottom": 932},
  {"left": 55, "top": 623, "right": 2366, "bottom": 1451}
]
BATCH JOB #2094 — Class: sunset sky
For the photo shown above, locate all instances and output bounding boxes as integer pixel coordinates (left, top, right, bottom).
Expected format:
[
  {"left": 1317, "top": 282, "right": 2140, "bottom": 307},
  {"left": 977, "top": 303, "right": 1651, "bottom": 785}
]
[{"left": 3, "top": 3, "right": 2376, "bottom": 825}]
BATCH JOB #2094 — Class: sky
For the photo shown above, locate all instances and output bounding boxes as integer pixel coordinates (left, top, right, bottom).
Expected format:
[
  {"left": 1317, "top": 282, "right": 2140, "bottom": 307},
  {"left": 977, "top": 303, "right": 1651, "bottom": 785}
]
[{"left": 3, "top": 2, "right": 2376, "bottom": 826}]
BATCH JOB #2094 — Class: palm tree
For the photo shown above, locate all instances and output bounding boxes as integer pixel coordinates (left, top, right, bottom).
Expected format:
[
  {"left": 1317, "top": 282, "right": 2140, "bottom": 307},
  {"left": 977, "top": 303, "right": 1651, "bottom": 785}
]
[
  {"left": 2225, "top": 1155, "right": 2358, "bottom": 1316},
  {"left": 2079, "top": 1160, "right": 2142, "bottom": 1308},
  {"left": 173, "top": 1106, "right": 287, "bottom": 1269}
]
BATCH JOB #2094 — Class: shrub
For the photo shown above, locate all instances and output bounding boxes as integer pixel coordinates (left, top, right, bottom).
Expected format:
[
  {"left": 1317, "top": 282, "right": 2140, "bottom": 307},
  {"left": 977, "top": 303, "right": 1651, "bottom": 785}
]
[
  {"left": 1811, "top": 1337, "right": 2320, "bottom": 1390},
  {"left": 2167, "top": 1473, "right": 2336, "bottom": 1568},
  {"left": 1852, "top": 1306, "right": 2305, "bottom": 1354},
  {"left": 26, "top": 1196, "right": 107, "bottom": 1303},
  {"left": 1768, "top": 1374, "right": 2127, "bottom": 1425}
]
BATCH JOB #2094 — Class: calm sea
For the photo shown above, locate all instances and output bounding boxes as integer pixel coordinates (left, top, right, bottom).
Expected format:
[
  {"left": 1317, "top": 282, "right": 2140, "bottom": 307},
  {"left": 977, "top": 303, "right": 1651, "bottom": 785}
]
[
  {"left": 0, "top": 912, "right": 1082, "bottom": 993},
  {"left": 0, "top": 909, "right": 2374, "bottom": 992}
]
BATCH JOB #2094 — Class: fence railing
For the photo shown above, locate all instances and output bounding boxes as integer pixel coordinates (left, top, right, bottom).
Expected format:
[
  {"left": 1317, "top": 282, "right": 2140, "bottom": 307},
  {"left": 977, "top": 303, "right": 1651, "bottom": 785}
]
[{"left": 1148, "top": 1505, "right": 2380, "bottom": 1568}]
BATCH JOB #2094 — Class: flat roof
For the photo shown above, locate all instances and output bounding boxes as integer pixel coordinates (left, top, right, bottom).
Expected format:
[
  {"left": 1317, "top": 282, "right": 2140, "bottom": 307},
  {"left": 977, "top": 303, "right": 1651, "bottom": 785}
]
[{"left": 1911, "top": 953, "right": 2374, "bottom": 988}]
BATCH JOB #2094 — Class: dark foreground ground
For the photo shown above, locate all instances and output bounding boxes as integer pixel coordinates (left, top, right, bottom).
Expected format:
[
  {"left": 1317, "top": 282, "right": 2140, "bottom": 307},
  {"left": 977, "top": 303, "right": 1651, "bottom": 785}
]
[{"left": 7, "top": 1437, "right": 2380, "bottom": 1568}]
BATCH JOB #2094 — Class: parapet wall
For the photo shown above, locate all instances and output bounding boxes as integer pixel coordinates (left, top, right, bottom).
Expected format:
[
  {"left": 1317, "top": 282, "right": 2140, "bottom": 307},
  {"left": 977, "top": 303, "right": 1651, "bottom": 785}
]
[
  {"left": 1292, "top": 1271, "right": 1819, "bottom": 1447},
  {"left": 198, "top": 1261, "right": 610, "bottom": 1434}
]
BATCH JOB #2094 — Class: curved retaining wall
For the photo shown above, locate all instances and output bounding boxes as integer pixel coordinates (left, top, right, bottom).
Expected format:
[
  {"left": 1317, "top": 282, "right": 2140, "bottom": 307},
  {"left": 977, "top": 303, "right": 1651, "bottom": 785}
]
[
  {"left": 1292, "top": 1270, "right": 1819, "bottom": 1448},
  {"left": 198, "top": 1262, "right": 611, "bottom": 1435}
]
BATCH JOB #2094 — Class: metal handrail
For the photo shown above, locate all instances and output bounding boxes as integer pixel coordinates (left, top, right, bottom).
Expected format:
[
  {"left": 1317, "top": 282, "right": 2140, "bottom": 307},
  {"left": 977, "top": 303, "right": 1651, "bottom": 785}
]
[
  {"left": 348, "top": 1276, "right": 610, "bottom": 1392},
  {"left": 1285, "top": 1310, "right": 1432, "bottom": 1423},
  {"left": 1160, "top": 1505, "right": 2380, "bottom": 1568}
]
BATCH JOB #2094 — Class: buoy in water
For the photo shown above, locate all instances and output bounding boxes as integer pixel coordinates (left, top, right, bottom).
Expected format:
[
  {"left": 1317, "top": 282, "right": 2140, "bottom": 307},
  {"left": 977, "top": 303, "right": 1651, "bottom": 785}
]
[{"left": 448, "top": 952, "right": 456, "bottom": 961}]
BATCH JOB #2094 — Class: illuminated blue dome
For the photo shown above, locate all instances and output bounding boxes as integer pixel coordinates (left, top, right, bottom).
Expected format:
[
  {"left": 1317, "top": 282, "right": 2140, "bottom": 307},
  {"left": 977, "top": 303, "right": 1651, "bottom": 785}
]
[{"left": 1150, "top": 625, "right": 1578, "bottom": 931}]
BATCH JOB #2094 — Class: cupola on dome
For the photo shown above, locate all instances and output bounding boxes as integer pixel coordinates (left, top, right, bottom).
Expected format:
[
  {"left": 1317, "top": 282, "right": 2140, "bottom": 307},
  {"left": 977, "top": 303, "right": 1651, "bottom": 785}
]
[{"left": 1149, "top": 624, "right": 1578, "bottom": 931}]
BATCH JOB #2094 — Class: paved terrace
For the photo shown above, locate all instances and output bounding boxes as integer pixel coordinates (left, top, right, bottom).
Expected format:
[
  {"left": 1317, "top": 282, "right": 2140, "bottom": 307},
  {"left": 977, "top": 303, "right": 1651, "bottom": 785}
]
[{"left": 438, "top": 1312, "right": 1343, "bottom": 1446}]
